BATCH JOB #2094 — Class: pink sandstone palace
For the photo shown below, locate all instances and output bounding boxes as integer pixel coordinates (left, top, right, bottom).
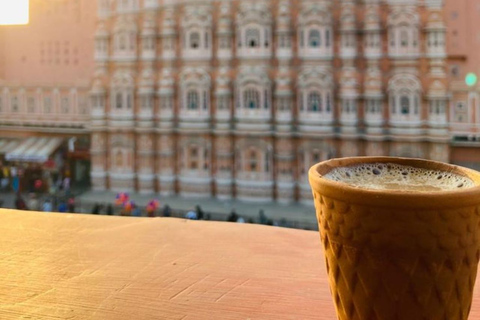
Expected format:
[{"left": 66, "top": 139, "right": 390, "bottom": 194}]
[{"left": 0, "top": 0, "right": 479, "bottom": 204}]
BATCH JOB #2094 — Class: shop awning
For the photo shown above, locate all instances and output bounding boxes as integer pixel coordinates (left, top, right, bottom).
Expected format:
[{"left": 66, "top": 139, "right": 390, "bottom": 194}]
[
  {"left": 0, "top": 139, "right": 21, "bottom": 155},
  {"left": 5, "top": 137, "right": 64, "bottom": 163}
]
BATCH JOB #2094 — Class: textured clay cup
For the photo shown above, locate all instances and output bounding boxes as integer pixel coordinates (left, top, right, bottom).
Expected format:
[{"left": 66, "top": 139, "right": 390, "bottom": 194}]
[{"left": 309, "top": 157, "right": 480, "bottom": 320}]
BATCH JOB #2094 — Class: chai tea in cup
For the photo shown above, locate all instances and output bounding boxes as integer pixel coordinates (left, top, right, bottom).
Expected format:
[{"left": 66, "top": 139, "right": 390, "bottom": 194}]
[{"left": 309, "top": 157, "right": 480, "bottom": 320}]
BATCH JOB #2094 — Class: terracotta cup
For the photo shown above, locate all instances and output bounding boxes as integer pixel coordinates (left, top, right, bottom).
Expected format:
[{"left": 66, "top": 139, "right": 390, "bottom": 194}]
[{"left": 309, "top": 157, "right": 480, "bottom": 320}]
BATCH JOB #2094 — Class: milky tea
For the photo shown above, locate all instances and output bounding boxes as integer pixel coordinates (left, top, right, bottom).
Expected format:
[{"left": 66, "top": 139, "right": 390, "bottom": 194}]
[{"left": 324, "top": 162, "right": 475, "bottom": 192}]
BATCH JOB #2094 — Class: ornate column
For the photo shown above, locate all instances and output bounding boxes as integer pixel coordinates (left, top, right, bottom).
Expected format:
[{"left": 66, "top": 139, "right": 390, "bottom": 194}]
[
  {"left": 216, "top": 3, "right": 233, "bottom": 64},
  {"left": 136, "top": 69, "right": 156, "bottom": 194},
  {"left": 339, "top": 0, "right": 359, "bottom": 137},
  {"left": 156, "top": 134, "right": 175, "bottom": 196},
  {"left": 136, "top": 133, "right": 155, "bottom": 194},
  {"left": 214, "top": 135, "right": 233, "bottom": 200},
  {"left": 90, "top": 130, "right": 108, "bottom": 191},
  {"left": 275, "top": 138, "right": 295, "bottom": 204},
  {"left": 274, "top": 66, "right": 293, "bottom": 133}
]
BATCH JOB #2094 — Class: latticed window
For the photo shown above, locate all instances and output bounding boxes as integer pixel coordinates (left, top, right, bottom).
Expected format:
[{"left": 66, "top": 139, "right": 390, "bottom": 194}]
[
  {"left": 141, "top": 96, "right": 152, "bottom": 110},
  {"left": 429, "top": 100, "right": 445, "bottom": 115},
  {"left": 190, "top": 32, "right": 200, "bottom": 49},
  {"left": 129, "top": 33, "right": 136, "bottom": 50},
  {"left": 217, "top": 96, "right": 229, "bottom": 110},
  {"left": 28, "top": 97, "right": 35, "bottom": 113},
  {"left": 367, "top": 100, "right": 381, "bottom": 114},
  {"left": 203, "top": 149, "right": 209, "bottom": 169},
  {"left": 119, "top": 34, "right": 127, "bottom": 50},
  {"left": 400, "top": 30, "right": 408, "bottom": 47},
  {"left": 11, "top": 96, "right": 18, "bottom": 112},
  {"left": 390, "top": 30, "right": 395, "bottom": 46},
  {"left": 127, "top": 93, "right": 133, "bottom": 109},
  {"left": 245, "top": 28, "right": 260, "bottom": 48},
  {"left": 219, "top": 37, "right": 230, "bottom": 49},
  {"left": 115, "top": 150, "right": 124, "bottom": 168},
  {"left": 390, "top": 96, "right": 396, "bottom": 114},
  {"left": 243, "top": 89, "right": 260, "bottom": 109},
  {"left": 187, "top": 90, "right": 199, "bottom": 110},
  {"left": 400, "top": 96, "right": 410, "bottom": 115},
  {"left": 308, "top": 92, "right": 322, "bottom": 111},
  {"left": 326, "top": 93, "right": 332, "bottom": 112},
  {"left": 248, "top": 149, "right": 258, "bottom": 172},
  {"left": 78, "top": 95, "right": 87, "bottom": 114},
  {"left": 454, "top": 102, "right": 467, "bottom": 122},
  {"left": 163, "top": 38, "right": 173, "bottom": 50},
  {"left": 189, "top": 146, "right": 198, "bottom": 169},
  {"left": 44, "top": 96, "right": 52, "bottom": 113},
  {"left": 143, "top": 37, "right": 154, "bottom": 50},
  {"left": 61, "top": 97, "right": 69, "bottom": 113},
  {"left": 161, "top": 96, "right": 172, "bottom": 110},
  {"left": 308, "top": 30, "right": 321, "bottom": 47},
  {"left": 279, "top": 35, "right": 290, "bottom": 48},
  {"left": 203, "top": 91, "right": 207, "bottom": 110},
  {"left": 342, "top": 100, "right": 357, "bottom": 114},
  {"left": 277, "top": 97, "right": 290, "bottom": 111},
  {"left": 116, "top": 92, "right": 123, "bottom": 109}
]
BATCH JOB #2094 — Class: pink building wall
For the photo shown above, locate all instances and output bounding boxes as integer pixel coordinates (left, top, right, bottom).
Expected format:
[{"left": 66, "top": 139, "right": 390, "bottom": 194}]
[
  {"left": 445, "top": 0, "right": 480, "bottom": 80},
  {"left": 0, "top": 0, "right": 96, "bottom": 86}
]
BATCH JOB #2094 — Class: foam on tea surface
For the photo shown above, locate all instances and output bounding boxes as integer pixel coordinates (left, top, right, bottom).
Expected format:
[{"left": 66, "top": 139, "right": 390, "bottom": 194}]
[{"left": 324, "top": 163, "right": 475, "bottom": 192}]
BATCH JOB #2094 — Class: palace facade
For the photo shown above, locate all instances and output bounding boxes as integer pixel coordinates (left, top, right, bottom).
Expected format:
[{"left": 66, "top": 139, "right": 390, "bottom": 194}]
[
  {"left": 0, "top": 0, "right": 95, "bottom": 186},
  {"left": 89, "top": 0, "right": 461, "bottom": 204}
]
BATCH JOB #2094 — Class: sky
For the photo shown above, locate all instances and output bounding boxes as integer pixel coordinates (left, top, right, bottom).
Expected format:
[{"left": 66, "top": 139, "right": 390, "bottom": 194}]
[{"left": 0, "top": 0, "right": 29, "bottom": 25}]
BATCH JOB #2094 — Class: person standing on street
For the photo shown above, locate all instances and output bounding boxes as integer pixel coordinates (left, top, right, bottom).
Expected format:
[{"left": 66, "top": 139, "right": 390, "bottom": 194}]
[
  {"left": 67, "top": 197, "right": 75, "bottom": 213},
  {"left": 28, "top": 194, "right": 39, "bottom": 211},
  {"left": 43, "top": 199, "right": 53, "bottom": 212},
  {"left": 195, "top": 205, "right": 204, "bottom": 220},
  {"left": 133, "top": 206, "right": 142, "bottom": 217},
  {"left": 162, "top": 205, "right": 171, "bottom": 217}
]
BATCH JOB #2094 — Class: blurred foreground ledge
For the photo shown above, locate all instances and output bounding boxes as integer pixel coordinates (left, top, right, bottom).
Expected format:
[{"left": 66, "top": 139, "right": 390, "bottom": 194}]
[
  {"left": 0, "top": 210, "right": 331, "bottom": 319},
  {"left": 2, "top": 210, "right": 480, "bottom": 319}
]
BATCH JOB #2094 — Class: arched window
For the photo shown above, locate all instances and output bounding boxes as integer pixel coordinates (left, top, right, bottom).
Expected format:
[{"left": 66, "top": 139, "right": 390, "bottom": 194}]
[
  {"left": 244, "top": 89, "right": 260, "bottom": 109},
  {"left": 11, "top": 96, "right": 19, "bottom": 112},
  {"left": 119, "top": 34, "right": 127, "bottom": 50},
  {"left": 400, "top": 29, "right": 408, "bottom": 47},
  {"left": 400, "top": 96, "right": 410, "bottom": 114},
  {"left": 245, "top": 28, "right": 260, "bottom": 48},
  {"left": 312, "top": 150, "right": 321, "bottom": 163},
  {"left": 190, "top": 32, "right": 200, "bottom": 49},
  {"left": 129, "top": 33, "right": 136, "bottom": 50},
  {"left": 308, "top": 92, "right": 322, "bottom": 111},
  {"left": 127, "top": 93, "right": 133, "bottom": 109},
  {"left": 248, "top": 150, "right": 258, "bottom": 171},
  {"left": 116, "top": 92, "right": 123, "bottom": 109},
  {"left": 187, "top": 90, "right": 199, "bottom": 110},
  {"left": 189, "top": 146, "right": 198, "bottom": 169},
  {"left": 309, "top": 30, "right": 321, "bottom": 48},
  {"left": 414, "top": 95, "right": 419, "bottom": 114},
  {"left": 203, "top": 91, "right": 207, "bottom": 110},
  {"left": 115, "top": 150, "right": 123, "bottom": 168}
]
